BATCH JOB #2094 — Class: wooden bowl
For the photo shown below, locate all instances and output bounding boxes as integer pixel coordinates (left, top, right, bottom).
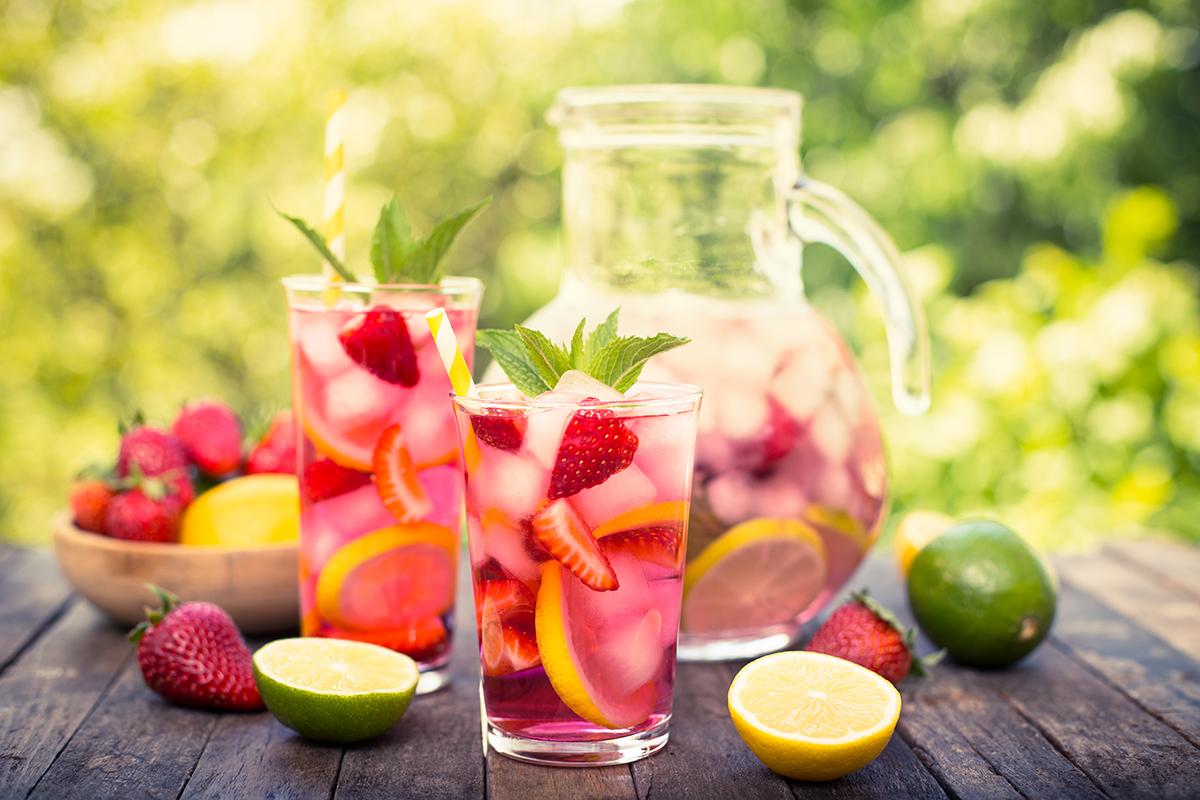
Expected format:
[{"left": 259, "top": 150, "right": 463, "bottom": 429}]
[{"left": 52, "top": 512, "right": 299, "bottom": 635}]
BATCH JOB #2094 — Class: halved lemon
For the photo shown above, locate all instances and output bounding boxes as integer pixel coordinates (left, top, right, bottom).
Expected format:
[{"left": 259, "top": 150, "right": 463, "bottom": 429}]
[
  {"left": 315, "top": 523, "right": 456, "bottom": 632},
  {"left": 892, "top": 510, "right": 953, "bottom": 576},
  {"left": 728, "top": 651, "right": 901, "bottom": 781},
  {"left": 253, "top": 638, "right": 418, "bottom": 743},
  {"left": 180, "top": 474, "right": 300, "bottom": 547},
  {"left": 682, "top": 518, "right": 826, "bottom": 634}
]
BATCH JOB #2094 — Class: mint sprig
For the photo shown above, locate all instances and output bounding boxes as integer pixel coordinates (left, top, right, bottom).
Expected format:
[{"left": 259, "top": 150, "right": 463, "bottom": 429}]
[
  {"left": 476, "top": 310, "right": 689, "bottom": 396},
  {"left": 277, "top": 195, "right": 489, "bottom": 284}
]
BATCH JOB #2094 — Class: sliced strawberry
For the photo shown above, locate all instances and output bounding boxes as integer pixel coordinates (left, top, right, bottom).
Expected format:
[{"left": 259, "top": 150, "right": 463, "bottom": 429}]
[
  {"left": 471, "top": 410, "right": 526, "bottom": 451},
  {"left": 482, "top": 623, "right": 541, "bottom": 677},
  {"left": 529, "top": 500, "right": 618, "bottom": 591},
  {"left": 301, "top": 458, "right": 372, "bottom": 503},
  {"left": 599, "top": 524, "right": 682, "bottom": 570},
  {"left": 373, "top": 424, "right": 432, "bottom": 523},
  {"left": 338, "top": 307, "right": 420, "bottom": 387},
  {"left": 548, "top": 407, "right": 639, "bottom": 499},
  {"left": 475, "top": 578, "right": 535, "bottom": 630},
  {"left": 759, "top": 397, "right": 801, "bottom": 468}
]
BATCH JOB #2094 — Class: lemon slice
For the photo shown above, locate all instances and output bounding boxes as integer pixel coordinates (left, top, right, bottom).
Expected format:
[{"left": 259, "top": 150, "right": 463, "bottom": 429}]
[
  {"left": 682, "top": 518, "right": 826, "bottom": 634},
  {"left": 253, "top": 638, "right": 418, "bottom": 743},
  {"left": 728, "top": 651, "right": 901, "bottom": 781},
  {"left": 893, "top": 510, "right": 953, "bottom": 576},
  {"left": 315, "top": 523, "right": 456, "bottom": 632},
  {"left": 180, "top": 474, "right": 300, "bottom": 547}
]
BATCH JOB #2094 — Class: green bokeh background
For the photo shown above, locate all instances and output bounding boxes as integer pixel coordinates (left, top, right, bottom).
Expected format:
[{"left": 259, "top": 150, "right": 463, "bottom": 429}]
[{"left": 1, "top": 0, "right": 1197, "bottom": 549}]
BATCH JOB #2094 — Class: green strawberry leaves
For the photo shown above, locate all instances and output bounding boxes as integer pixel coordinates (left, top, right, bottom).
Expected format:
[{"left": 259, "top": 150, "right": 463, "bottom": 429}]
[
  {"left": 277, "top": 195, "right": 489, "bottom": 284},
  {"left": 476, "top": 310, "right": 689, "bottom": 396}
]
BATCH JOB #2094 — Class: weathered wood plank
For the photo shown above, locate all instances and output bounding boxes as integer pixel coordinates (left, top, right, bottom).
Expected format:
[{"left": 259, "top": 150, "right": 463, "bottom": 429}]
[
  {"left": 336, "top": 561, "right": 485, "bottom": 800},
  {"left": 862, "top": 556, "right": 1106, "bottom": 800},
  {"left": 1058, "top": 550, "right": 1200, "bottom": 660},
  {"left": 488, "top": 758, "right": 636, "bottom": 800},
  {"left": 0, "top": 602, "right": 131, "bottom": 798},
  {"left": 0, "top": 548, "right": 74, "bottom": 672},
  {"left": 630, "top": 661, "right": 793, "bottom": 800},
  {"left": 27, "top": 662, "right": 222, "bottom": 800},
  {"left": 1103, "top": 538, "right": 1200, "bottom": 600},
  {"left": 792, "top": 736, "right": 949, "bottom": 800},
  {"left": 1050, "top": 581, "right": 1200, "bottom": 748},
  {"left": 179, "top": 713, "right": 340, "bottom": 800}
]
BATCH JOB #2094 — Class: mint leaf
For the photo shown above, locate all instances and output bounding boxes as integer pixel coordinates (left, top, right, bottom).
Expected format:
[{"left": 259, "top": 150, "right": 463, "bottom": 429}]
[
  {"left": 476, "top": 329, "right": 550, "bottom": 397},
  {"left": 515, "top": 325, "right": 572, "bottom": 388},
  {"left": 274, "top": 208, "right": 355, "bottom": 281},
  {"left": 370, "top": 197, "right": 415, "bottom": 282},
  {"left": 584, "top": 308, "right": 620, "bottom": 366},
  {"left": 589, "top": 333, "right": 690, "bottom": 392},
  {"left": 568, "top": 319, "right": 586, "bottom": 369},
  {"left": 405, "top": 196, "right": 491, "bottom": 283}
]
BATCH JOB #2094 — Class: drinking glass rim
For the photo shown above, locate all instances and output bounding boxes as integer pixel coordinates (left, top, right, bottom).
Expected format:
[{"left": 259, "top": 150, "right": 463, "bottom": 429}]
[
  {"left": 281, "top": 274, "right": 483, "bottom": 296},
  {"left": 550, "top": 84, "right": 801, "bottom": 119},
  {"left": 452, "top": 381, "right": 703, "bottom": 413}
]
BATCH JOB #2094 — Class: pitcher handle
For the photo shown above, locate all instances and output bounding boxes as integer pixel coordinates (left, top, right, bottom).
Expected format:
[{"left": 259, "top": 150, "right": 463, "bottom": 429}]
[{"left": 786, "top": 177, "right": 931, "bottom": 415}]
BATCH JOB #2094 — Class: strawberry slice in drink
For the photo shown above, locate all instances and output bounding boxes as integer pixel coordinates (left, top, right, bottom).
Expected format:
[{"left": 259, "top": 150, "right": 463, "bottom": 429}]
[
  {"left": 548, "top": 407, "right": 639, "bottom": 499},
  {"left": 338, "top": 307, "right": 420, "bottom": 387},
  {"left": 529, "top": 499, "right": 618, "bottom": 592},
  {"left": 373, "top": 424, "right": 432, "bottom": 523},
  {"left": 480, "top": 593, "right": 541, "bottom": 677},
  {"left": 593, "top": 500, "right": 688, "bottom": 571},
  {"left": 475, "top": 578, "right": 536, "bottom": 630}
]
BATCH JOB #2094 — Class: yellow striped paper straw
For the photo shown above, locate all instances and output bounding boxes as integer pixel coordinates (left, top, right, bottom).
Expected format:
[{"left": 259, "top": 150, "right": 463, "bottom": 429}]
[
  {"left": 425, "top": 308, "right": 477, "bottom": 397},
  {"left": 322, "top": 88, "right": 348, "bottom": 277}
]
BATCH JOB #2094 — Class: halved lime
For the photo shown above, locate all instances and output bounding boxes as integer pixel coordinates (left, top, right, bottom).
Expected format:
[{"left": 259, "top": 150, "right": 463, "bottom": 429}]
[{"left": 253, "top": 638, "right": 418, "bottom": 743}]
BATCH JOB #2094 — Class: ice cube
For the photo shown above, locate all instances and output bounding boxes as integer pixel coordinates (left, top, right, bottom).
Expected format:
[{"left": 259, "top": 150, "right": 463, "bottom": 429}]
[
  {"left": 631, "top": 413, "right": 698, "bottom": 501},
  {"left": 752, "top": 474, "right": 807, "bottom": 519},
  {"left": 554, "top": 369, "right": 624, "bottom": 400},
  {"left": 301, "top": 483, "right": 395, "bottom": 572},
  {"left": 572, "top": 464, "right": 657, "bottom": 530},
  {"left": 323, "top": 369, "right": 400, "bottom": 431},
  {"left": 695, "top": 432, "right": 735, "bottom": 474},
  {"left": 298, "top": 314, "right": 351, "bottom": 373},
  {"left": 648, "top": 577, "right": 683, "bottom": 648},
  {"left": 481, "top": 509, "right": 543, "bottom": 584},
  {"left": 599, "top": 608, "right": 664, "bottom": 694},
  {"left": 465, "top": 513, "right": 486, "bottom": 567},
  {"left": 706, "top": 471, "right": 753, "bottom": 524},
  {"left": 469, "top": 448, "right": 549, "bottom": 523},
  {"left": 833, "top": 370, "right": 864, "bottom": 427},
  {"left": 522, "top": 400, "right": 576, "bottom": 469},
  {"left": 417, "top": 464, "right": 463, "bottom": 530},
  {"left": 400, "top": 390, "right": 460, "bottom": 468},
  {"left": 716, "top": 388, "right": 769, "bottom": 441},
  {"left": 569, "top": 550, "right": 651, "bottom": 629},
  {"left": 813, "top": 464, "right": 852, "bottom": 512},
  {"left": 811, "top": 404, "right": 852, "bottom": 464},
  {"left": 769, "top": 352, "right": 832, "bottom": 422},
  {"left": 715, "top": 326, "right": 781, "bottom": 386}
]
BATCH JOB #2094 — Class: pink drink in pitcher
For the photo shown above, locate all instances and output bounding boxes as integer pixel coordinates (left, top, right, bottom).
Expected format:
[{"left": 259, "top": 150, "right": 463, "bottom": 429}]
[
  {"left": 453, "top": 377, "right": 701, "bottom": 765},
  {"left": 284, "top": 276, "right": 481, "bottom": 694}
]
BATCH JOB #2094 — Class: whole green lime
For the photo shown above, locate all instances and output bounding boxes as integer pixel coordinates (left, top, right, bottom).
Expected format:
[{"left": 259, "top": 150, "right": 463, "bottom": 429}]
[
  {"left": 253, "top": 638, "right": 418, "bottom": 744},
  {"left": 907, "top": 519, "right": 1055, "bottom": 668}
]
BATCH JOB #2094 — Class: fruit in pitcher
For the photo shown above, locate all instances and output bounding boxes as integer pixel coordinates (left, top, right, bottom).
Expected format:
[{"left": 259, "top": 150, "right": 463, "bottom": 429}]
[
  {"left": 315, "top": 523, "right": 456, "bottom": 632},
  {"left": 728, "top": 651, "right": 901, "bottom": 781},
  {"left": 373, "top": 424, "right": 432, "bottom": 523},
  {"left": 253, "top": 638, "right": 417, "bottom": 743},
  {"left": 172, "top": 400, "right": 244, "bottom": 477},
  {"left": 548, "top": 409, "right": 639, "bottom": 499},
  {"left": 682, "top": 518, "right": 826, "bottom": 633},
  {"left": 530, "top": 499, "right": 618, "bottom": 591},
  {"left": 907, "top": 519, "right": 1056, "bottom": 668},
  {"left": 130, "top": 585, "right": 263, "bottom": 711},
  {"left": 338, "top": 307, "right": 420, "bottom": 387},
  {"left": 301, "top": 458, "right": 373, "bottom": 503},
  {"left": 807, "top": 590, "right": 933, "bottom": 684}
]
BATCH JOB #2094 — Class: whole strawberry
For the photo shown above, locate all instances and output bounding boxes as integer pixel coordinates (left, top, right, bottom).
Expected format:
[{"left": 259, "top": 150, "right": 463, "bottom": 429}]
[
  {"left": 106, "top": 485, "right": 182, "bottom": 543},
  {"left": 807, "top": 590, "right": 938, "bottom": 684},
  {"left": 70, "top": 478, "right": 116, "bottom": 534},
  {"left": 117, "top": 424, "right": 189, "bottom": 479},
  {"left": 130, "top": 585, "right": 264, "bottom": 711},
  {"left": 246, "top": 410, "right": 297, "bottom": 475},
  {"left": 172, "top": 401, "right": 243, "bottom": 476}
]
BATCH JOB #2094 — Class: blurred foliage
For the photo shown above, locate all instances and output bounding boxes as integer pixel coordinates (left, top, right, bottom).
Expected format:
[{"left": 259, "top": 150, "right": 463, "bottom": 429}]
[{"left": 0, "top": 0, "right": 1196, "bottom": 547}]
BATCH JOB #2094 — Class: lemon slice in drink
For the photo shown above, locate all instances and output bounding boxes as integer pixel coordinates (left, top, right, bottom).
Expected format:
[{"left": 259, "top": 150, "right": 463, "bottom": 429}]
[
  {"left": 728, "top": 651, "right": 901, "bottom": 781},
  {"left": 682, "top": 518, "right": 826, "bottom": 634},
  {"left": 253, "top": 638, "right": 418, "bottom": 743}
]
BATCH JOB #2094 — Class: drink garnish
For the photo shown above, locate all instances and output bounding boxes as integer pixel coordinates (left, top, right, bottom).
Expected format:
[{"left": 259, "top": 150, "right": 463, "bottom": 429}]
[
  {"left": 276, "top": 195, "right": 490, "bottom": 284},
  {"left": 476, "top": 310, "right": 689, "bottom": 396}
]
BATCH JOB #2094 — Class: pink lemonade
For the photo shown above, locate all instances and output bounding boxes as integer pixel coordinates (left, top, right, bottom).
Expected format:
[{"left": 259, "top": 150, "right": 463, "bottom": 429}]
[
  {"left": 284, "top": 276, "right": 481, "bottom": 693},
  {"left": 453, "top": 380, "right": 701, "bottom": 766}
]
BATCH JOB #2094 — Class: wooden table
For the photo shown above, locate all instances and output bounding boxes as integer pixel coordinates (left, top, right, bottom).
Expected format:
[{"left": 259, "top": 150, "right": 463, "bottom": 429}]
[{"left": 2, "top": 538, "right": 1198, "bottom": 799}]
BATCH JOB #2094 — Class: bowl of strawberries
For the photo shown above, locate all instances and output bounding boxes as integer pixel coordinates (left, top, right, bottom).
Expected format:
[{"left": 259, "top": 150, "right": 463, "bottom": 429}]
[{"left": 55, "top": 401, "right": 302, "bottom": 635}]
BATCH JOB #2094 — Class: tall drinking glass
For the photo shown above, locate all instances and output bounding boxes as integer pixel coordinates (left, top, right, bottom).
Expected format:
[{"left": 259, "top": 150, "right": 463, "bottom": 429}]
[
  {"left": 284, "top": 275, "right": 482, "bottom": 694},
  {"left": 453, "top": 382, "right": 702, "bottom": 765}
]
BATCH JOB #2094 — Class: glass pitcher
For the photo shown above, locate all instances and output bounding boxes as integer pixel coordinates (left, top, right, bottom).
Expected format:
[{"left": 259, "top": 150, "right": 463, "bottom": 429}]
[{"left": 515, "top": 85, "right": 930, "bottom": 661}]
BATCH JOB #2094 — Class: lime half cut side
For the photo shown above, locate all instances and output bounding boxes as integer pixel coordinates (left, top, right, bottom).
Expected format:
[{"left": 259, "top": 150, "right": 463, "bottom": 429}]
[{"left": 253, "top": 638, "right": 419, "bottom": 743}]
